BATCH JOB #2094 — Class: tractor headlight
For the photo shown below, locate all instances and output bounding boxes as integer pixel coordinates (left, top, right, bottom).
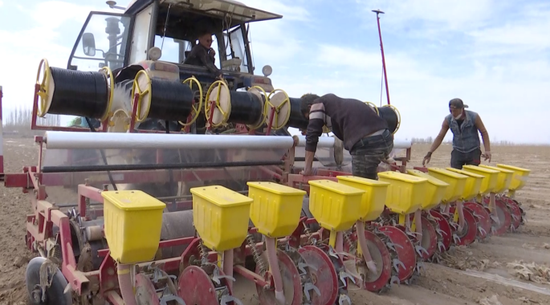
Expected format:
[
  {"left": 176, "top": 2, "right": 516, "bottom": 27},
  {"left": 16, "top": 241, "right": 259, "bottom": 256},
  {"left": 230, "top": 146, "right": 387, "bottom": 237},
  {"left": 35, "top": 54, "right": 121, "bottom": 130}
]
[{"left": 262, "top": 65, "right": 272, "bottom": 77}]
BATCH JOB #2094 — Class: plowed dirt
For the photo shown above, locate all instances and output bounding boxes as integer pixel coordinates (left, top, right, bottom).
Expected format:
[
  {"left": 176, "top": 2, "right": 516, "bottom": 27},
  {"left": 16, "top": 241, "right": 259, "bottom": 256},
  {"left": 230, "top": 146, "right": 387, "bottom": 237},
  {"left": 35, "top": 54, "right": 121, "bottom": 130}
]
[{"left": 1, "top": 138, "right": 549, "bottom": 305}]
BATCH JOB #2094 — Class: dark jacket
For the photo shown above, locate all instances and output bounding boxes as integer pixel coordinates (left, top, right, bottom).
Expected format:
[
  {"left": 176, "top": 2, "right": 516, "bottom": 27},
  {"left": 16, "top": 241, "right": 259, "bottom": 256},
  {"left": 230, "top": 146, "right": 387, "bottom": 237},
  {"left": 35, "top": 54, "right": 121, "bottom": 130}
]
[
  {"left": 184, "top": 44, "right": 221, "bottom": 76},
  {"left": 305, "top": 93, "right": 388, "bottom": 152}
]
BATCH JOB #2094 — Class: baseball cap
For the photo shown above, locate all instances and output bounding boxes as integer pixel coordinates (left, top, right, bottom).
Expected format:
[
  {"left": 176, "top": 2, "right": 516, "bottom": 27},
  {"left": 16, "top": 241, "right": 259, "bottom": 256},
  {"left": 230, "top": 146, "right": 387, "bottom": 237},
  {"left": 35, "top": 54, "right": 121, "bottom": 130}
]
[{"left": 449, "top": 98, "right": 468, "bottom": 109}]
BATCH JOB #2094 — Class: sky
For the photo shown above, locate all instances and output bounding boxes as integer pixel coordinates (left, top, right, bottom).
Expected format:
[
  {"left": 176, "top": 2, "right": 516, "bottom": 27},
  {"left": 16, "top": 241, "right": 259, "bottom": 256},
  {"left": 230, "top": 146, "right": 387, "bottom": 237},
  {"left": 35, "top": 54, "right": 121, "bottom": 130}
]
[{"left": 0, "top": 0, "right": 549, "bottom": 144}]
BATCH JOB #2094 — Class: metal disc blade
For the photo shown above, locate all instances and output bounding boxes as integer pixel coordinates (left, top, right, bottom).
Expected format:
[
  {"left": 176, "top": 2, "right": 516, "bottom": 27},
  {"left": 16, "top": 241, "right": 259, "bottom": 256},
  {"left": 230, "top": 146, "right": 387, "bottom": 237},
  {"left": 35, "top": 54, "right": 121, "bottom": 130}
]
[
  {"left": 135, "top": 273, "right": 160, "bottom": 305},
  {"left": 420, "top": 215, "right": 438, "bottom": 260},
  {"left": 493, "top": 198, "right": 512, "bottom": 235},
  {"left": 449, "top": 207, "right": 478, "bottom": 246},
  {"left": 429, "top": 210, "right": 452, "bottom": 252},
  {"left": 378, "top": 225, "right": 416, "bottom": 282},
  {"left": 359, "top": 230, "right": 393, "bottom": 292},
  {"left": 177, "top": 265, "right": 220, "bottom": 304},
  {"left": 464, "top": 202, "right": 492, "bottom": 240},
  {"left": 298, "top": 245, "right": 338, "bottom": 305},
  {"left": 256, "top": 249, "right": 303, "bottom": 305},
  {"left": 505, "top": 199, "right": 523, "bottom": 230}
]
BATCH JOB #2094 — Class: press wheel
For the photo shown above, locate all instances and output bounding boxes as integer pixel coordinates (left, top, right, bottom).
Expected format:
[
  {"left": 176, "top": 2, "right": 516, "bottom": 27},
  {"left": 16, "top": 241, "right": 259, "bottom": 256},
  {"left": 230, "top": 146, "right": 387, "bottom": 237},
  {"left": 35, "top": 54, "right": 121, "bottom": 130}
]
[
  {"left": 256, "top": 249, "right": 303, "bottom": 305},
  {"left": 25, "top": 257, "right": 71, "bottom": 305},
  {"left": 298, "top": 245, "right": 338, "bottom": 305}
]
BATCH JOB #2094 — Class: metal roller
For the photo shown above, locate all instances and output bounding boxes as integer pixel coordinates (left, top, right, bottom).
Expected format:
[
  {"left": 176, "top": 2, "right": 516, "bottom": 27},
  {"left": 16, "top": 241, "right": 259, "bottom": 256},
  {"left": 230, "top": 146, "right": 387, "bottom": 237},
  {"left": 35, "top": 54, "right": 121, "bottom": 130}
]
[
  {"left": 158, "top": 210, "right": 196, "bottom": 259},
  {"left": 294, "top": 135, "right": 412, "bottom": 150},
  {"left": 43, "top": 131, "right": 295, "bottom": 150}
]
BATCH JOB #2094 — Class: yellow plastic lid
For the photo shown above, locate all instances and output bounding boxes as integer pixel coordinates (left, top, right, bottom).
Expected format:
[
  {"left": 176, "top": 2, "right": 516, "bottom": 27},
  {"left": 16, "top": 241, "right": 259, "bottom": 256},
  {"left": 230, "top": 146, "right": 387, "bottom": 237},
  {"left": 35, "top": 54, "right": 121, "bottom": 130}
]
[
  {"left": 496, "top": 164, "right": 531, "bottom": 174},
  {"left": 462, "top": 165, "right": 499, "bottom": 175},
  {"left": 190, "top": 185, "right": 253, "bottom": 207},
  {"left": 480, "top": 164, "right": 514, "bottom": 174},
  {"left": 378, "top": 171, "right": 427, "bottom": 183},
  {"left": 101, "top": 190, "right": 166, "bottom": 211},
  {"left": 406, "top": 169, "right": 449, "bottom": 187},
  {"left": 427, "top": 167, "right": 468, "bottom": 179},
  {"left": 308, "top": 179, "right": 365, "bottom": 195},
  {"left": 247, "top": 181, "right": 306, "bottom": 195},
  {"left": 446, "top": 167, "right": 484, "bottom": 178},
  {"left": 336, "top": 175, "right": 390, "bottom": 186}
]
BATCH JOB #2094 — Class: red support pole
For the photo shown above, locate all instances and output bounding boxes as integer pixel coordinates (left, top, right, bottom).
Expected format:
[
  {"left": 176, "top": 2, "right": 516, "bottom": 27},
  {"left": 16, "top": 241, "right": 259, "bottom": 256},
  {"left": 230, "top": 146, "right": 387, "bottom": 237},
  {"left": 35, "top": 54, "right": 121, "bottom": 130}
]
[{"left": 372, "top": 10, "right": 391, "bottom": 106}]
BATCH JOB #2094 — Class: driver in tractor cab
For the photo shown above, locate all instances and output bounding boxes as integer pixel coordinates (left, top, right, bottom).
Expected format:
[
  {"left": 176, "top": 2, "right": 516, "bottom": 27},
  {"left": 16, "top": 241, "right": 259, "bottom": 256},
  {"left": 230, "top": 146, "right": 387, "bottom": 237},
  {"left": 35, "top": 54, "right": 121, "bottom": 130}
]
[
  {"left": 184, "top": 30, "right": 223, "bottom": 80},
  {"left": 300, "top": 93, "right": 394, "bottom": 180}
]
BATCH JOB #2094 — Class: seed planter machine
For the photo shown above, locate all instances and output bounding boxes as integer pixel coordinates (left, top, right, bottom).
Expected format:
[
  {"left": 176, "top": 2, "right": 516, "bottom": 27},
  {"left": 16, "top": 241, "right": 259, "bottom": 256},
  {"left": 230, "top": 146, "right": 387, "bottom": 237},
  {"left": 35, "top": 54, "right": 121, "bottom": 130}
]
[
  {"left": 0, "top": 1, "right": 532, "bottom": 304},
  {"left": 0, "top": 66, "right": 532, "bottom": 305}
]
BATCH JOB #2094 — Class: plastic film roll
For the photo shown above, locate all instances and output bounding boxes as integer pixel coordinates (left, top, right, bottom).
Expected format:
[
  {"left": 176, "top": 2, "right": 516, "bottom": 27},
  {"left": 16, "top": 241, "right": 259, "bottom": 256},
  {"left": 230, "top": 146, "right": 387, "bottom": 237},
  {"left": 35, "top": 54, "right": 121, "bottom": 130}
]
[
  {"left": 131, "top": 70, "right": 195, "bottom": 123},
  {"left": 205, "top": 81, "right": 267, "bottom": 129},
  {"left": 35, "top": 58, "right": 114, "bottom": 121}
]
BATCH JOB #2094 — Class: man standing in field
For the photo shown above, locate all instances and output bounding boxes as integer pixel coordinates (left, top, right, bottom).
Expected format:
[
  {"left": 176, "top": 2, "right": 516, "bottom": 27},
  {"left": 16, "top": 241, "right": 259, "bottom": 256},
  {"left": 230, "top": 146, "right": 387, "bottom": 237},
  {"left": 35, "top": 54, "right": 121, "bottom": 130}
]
[
  {"left": 300, "top": 93, "right": 394, "bottom": 179},
  {"left": 423, "top": 98, "right": 491, "bottom": 169}
]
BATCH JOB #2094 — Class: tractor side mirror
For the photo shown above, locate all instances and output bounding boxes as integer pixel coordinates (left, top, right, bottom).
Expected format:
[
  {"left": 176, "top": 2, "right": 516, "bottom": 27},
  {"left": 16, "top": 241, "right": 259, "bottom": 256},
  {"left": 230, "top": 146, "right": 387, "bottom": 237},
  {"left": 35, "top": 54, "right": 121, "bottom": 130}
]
[{"left": 82, "top": 33, "right": 96, "bottom": 56}]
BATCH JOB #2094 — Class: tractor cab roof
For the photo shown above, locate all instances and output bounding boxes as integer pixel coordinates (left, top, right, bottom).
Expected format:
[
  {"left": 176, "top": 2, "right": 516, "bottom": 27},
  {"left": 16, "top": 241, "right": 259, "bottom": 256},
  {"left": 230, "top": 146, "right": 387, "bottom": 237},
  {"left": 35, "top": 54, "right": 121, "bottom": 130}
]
[{"left": 125, "top": 0, "right": 282, "bottom": 31}]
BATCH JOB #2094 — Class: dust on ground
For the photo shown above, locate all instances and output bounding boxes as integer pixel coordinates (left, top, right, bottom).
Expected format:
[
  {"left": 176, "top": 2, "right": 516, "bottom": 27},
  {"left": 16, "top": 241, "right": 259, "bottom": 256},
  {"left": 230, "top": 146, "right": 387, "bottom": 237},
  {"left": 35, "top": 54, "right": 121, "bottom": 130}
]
[{"left": 1, "top": 138, "right": 549, "bottom": 305}]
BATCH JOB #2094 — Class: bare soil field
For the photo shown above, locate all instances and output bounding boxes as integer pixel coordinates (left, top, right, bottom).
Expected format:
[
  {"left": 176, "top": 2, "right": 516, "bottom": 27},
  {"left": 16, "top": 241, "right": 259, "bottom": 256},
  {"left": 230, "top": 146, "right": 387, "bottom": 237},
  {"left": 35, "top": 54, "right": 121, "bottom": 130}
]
[{"left": 0, "top": 138, "right": 549, "bottom": 305}]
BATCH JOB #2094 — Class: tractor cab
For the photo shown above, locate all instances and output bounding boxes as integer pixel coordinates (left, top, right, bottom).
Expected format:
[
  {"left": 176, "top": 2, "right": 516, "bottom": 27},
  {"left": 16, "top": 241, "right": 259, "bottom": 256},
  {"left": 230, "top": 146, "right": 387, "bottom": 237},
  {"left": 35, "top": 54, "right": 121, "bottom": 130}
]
[{"left": 67, "top": 0, "right": 281, "bottom": 92}]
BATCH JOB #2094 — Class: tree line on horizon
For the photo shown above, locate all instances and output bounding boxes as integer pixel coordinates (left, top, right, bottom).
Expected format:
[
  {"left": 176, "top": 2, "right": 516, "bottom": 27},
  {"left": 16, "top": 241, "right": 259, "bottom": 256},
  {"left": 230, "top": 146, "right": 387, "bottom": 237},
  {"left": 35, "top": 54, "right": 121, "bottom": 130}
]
[{"left": 2, "top": 107, "right": 61, "bottom": 136}]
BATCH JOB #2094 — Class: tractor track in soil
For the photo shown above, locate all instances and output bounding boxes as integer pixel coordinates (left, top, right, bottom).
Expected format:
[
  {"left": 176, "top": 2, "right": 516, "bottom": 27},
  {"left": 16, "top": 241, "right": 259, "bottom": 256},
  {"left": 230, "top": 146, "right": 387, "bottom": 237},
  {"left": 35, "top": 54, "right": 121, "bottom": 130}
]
[{"left": 0, "top": 138, "right": 549, "bottom": 305}]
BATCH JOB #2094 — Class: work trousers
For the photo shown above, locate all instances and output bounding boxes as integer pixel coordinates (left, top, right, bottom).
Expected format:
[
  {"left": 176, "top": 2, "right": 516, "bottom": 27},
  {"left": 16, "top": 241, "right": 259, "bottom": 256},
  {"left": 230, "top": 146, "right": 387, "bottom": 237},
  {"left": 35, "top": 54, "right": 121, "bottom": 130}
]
[
  {"left": 450, "top": 148, "right": 481, "bottom": 169},
  {"left": 349, "top": 129, "right": 394, "bottom": 180}
]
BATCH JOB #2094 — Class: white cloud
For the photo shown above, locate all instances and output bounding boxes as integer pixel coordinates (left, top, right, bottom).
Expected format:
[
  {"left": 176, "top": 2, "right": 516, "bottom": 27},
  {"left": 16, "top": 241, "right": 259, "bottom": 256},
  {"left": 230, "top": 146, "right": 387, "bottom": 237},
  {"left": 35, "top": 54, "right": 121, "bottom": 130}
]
[
  {"left": 28, "top": 1, "right": 99, "bottom": 29},
  {"left": 0, "top": 1, "right": 111, "bottom": 120},
  {"left": 240, "top": 0, "right": 310, "bottom": 21},
  {"left": 467, "top": 6, "right": 550, "bottom": 55},
  {"left": 0, "top": 1, "right": 4, "bottom": 8},
  {"left": 248, "top": 20, "right": 306, "bottom": 65},
  {"left": 1, "top": 0, "right": 548, "bottom": 144},
  {"left": 315, "top": 45, "right": 436, "bottom": 82},
  {"left": 356, "top": 0, "right": 497, "bottom": 34},
  {"left": 241, "top": 0, "right": 310, "bottom": 74}
]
